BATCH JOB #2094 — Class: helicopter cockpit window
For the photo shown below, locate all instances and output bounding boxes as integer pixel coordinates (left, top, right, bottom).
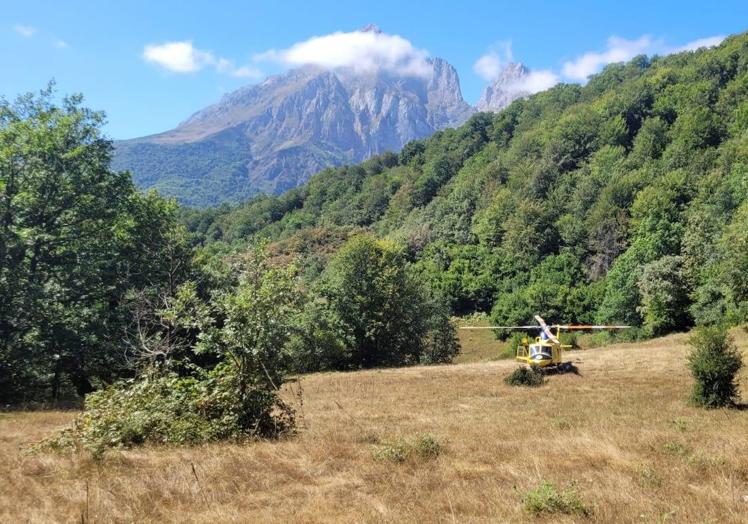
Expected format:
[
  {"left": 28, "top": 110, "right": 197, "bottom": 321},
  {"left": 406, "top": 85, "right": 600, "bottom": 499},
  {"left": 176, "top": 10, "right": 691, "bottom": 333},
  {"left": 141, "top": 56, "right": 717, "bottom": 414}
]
[{"left": 530, "top": 345, "right": 551, "bottom": 358}]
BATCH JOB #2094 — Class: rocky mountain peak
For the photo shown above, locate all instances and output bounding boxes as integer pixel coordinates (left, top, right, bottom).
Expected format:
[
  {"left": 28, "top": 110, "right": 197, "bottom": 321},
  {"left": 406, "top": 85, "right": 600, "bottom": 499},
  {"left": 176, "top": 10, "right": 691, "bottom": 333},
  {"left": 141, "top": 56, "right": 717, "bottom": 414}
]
[
  {"left": 113, "top": 56, "right": 475, "bottom": 206},
  {"left": 360, "top": 24, "right": 383, "bottom": 34},
  {"left": 476, "top": 62, "right": 531, "bottom": 112}
]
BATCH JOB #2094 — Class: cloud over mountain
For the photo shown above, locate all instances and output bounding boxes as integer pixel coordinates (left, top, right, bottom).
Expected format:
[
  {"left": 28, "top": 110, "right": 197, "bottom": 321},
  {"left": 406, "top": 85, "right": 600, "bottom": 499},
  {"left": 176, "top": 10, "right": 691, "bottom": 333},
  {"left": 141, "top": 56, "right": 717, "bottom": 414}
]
[
  {"left": 561, "top": 34, "right": 726, "bottom": 82},
  {"left": 562, "top": 35, "right": 654, "bottom": 81},
  {"left": 254, "top": 26, "right": 432, "bottom": 77},
  {"left": 474, "top": 42, "right": 558, "bottom": 97}
]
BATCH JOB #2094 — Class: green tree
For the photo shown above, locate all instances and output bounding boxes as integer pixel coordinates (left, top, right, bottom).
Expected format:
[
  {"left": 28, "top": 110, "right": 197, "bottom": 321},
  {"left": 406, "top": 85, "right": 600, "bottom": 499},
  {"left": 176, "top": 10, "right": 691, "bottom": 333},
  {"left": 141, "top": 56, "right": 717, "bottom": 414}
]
[
  {"left": 318, "top": 235, "right": 458, "bottom": 368},
  {"left": 637, "top": 256, "right": 691, "bottom": 336},
  {"left": 0, "top": 85, "right": 189, "bottom": 403},
  {"left": 687, "top": 327, "right": 743, "bottom": 408},
  {"left": 718, "top": 200, "right": 748, "bottom": 322},
  {"left": 200, "top": 247, "right": 301, "bottom": 396}
]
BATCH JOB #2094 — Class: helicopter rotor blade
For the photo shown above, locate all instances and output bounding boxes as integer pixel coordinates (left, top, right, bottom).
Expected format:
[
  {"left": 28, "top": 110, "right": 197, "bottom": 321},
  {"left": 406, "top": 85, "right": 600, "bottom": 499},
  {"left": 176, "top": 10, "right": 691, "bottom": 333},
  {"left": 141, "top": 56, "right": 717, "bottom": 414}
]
[
  {"left": 459, "top": 326, "right": 538, "bottom": 330},
  {"left": 551, "top": 325, "right": 631, "bottom": 331},
  {"left": 534, "top": 315, "right": 561, "bottom": 344}
]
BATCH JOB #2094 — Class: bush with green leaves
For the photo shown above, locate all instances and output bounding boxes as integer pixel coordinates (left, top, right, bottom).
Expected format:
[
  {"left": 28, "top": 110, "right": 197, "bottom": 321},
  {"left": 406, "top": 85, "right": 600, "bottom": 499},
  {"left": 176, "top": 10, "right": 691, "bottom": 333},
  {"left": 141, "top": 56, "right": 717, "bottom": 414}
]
[
  {"left": 43, "top": 246, "right": 300, "bottom": 453},
  {"left": 522, "top": 481, "right": 590, "bottom": 517},
  {"left": 371, "top": 433, "right": 443, "bottom": 463},
  {"left": 687, "top": 327, "right": 743, "bottom": 408},
  {"left": 505, "top": 365, "right": 545, "bottom": 387},
  {"left": 45, "top": 366, "right": 293, "bottom": 457}
]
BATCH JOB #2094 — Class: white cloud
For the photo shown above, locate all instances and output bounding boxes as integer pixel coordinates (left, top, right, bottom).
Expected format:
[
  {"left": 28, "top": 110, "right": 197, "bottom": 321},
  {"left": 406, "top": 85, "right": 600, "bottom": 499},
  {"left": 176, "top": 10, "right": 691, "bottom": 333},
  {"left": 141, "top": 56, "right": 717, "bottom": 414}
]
[
  {"left": 508, "top": 70, "right": 559, "bottom": 94},
  {"left": 473, "top": 41, "right": 514, "bottom": 81},
  {"left": 473, "top": 52, "right": 503, "bottom": 82},
  {"left": 54, "top": 39, "right": 69, "bottom": 49},
  {"left": 142, "top": 40, "right": 261, "bottom": 78},
  {"left": 560, "top": 33, "right": 727, "bottom": 82},
  {"left": 14, "top": 24, "right": 37, "bottom": 37},
  {"left": 255, "top": 28, "right": 431, "bottom": 77},
  {"left": 143, "top": 41, "right": 214, "bottom": 73},
  {"left": 231, "top": 65, "right": 263, "bottom": 79},
  {"left": 674, "top": 35, "right": 725, "bottom": 53},
  {"left": 474, "top": 41, "right": 558, "bottom": 95},
  {"left": 562, "top": 35, "right": 654, "bottom": 81}
]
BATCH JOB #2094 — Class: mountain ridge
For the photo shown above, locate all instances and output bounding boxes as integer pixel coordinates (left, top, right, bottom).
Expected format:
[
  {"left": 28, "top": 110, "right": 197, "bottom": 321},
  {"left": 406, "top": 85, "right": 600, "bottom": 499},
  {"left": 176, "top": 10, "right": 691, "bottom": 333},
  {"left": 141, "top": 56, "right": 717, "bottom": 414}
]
[{"left": 113, "top": 57, "right": 477, "bottom": 206}]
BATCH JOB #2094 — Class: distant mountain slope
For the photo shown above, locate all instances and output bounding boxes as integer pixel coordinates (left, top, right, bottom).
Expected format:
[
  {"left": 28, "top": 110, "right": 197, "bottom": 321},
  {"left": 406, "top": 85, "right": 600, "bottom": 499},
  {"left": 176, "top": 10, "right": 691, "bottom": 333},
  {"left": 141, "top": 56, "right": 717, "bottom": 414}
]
[
  {"left": 183, "top": 31, "right": 748, "bottom": 332},
  {"left": 113, "top": 58, "right": 474, "bottom": 207}
]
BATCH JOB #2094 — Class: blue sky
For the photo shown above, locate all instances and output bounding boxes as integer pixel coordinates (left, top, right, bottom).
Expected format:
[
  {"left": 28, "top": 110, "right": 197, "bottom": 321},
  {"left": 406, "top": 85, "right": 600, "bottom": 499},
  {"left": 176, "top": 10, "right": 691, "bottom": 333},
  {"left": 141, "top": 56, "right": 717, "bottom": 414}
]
[{"left": 2, "top": 0, "right": 746, "bottom": 139}]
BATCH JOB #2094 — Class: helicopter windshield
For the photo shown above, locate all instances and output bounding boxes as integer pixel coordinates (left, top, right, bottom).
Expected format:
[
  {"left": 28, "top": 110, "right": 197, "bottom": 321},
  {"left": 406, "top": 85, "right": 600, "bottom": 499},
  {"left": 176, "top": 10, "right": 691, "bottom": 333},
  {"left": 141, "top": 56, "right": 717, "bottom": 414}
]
[{"left": 529, "top": 344, "right": 552, "bottom": 359}]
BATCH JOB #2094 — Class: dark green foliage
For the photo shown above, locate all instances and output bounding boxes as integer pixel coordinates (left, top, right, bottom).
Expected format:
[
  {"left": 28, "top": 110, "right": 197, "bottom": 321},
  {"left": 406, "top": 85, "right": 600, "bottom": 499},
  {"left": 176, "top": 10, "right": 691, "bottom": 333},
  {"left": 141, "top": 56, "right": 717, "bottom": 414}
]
[
  {"left": 687, "top": 327, "right": 743, "bottom": 408},
  {"left": 284, "top": 298, "right": 352, "bottom": 373},
  {"left": 286, "top": 235, "right": 460, "bottom": 371},
  {"left": 504, "top": 365, "right": 545, "bottom": 387},
  {"left": 638, "top": 256, "right": 691, "bottom": 336},
  {"left": 0, "top": 85, "right": 192, "bottom": 404}
]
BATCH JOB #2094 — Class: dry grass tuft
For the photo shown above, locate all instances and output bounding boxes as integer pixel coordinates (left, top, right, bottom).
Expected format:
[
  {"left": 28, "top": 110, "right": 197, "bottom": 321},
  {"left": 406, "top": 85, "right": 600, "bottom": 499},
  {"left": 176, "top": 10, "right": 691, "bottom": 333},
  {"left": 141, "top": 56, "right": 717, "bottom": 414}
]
[{"left": 1, "top": 328, "right": 748, "bottom": 522}]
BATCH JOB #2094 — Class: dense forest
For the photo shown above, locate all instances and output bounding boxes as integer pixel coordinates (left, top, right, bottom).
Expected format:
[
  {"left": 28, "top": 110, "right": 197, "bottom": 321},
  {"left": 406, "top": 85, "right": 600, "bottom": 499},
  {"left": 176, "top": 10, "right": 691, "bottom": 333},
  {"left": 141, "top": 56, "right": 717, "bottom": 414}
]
[
  {"left": 2, "top": 32, "right": 748, "bottom": 426},
  {"left": 184, "top": 32, "right": 748, "bottom": 339}
]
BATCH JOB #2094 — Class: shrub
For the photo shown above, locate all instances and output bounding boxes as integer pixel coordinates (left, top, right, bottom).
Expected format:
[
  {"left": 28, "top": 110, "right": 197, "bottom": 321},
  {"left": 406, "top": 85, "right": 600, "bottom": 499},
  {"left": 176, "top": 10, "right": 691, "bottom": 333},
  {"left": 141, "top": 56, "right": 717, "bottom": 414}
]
[
  {"left": 505, "top": 365, "right": 545, "bottom": 387},
  {"left": 372, "top": 433, "right": 443, "bottom": 463},
  {"left": 663, "top": 441, "right": 688, "bottom": 456},
  {"left": 41, "top": 246, "right": 300, "bottom": 455},
  {"left": 522, "top": 481, "right": 590, "bottom": 517},
  {"left": 687, "top": 327, "right": 743, "bottom": 408},
  {"left": 636, "top": 464, "right": 662, "bottom": 488},
  {"left": 41, "top": 367, "right": 294, "bottom": 457},
  {"left": 551, "top": 417, "right": 572, "bottom": 430}
]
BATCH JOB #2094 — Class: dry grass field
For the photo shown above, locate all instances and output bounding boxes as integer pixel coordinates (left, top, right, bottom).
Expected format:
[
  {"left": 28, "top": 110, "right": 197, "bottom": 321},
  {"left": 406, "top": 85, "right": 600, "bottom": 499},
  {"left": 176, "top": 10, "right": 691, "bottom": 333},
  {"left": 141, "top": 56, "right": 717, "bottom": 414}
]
[{"left": 2, "top": 329, "right": 748, "bottom": 523}]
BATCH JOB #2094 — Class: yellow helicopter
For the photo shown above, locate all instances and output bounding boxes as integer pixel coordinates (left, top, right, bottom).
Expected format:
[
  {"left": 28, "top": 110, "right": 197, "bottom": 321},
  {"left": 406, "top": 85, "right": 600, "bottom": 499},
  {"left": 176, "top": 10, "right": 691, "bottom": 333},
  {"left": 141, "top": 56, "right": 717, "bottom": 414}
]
[{"left": 462, "top": 315, "right": 629, "bottom": 369}]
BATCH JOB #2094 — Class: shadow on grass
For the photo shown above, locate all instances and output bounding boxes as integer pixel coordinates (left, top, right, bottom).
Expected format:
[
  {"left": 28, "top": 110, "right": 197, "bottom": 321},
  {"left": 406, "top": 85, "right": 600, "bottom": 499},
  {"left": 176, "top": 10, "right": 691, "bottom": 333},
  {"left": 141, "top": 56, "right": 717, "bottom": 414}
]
[{"left": 545, "top": 362, "right": 582, "bottom": 376}]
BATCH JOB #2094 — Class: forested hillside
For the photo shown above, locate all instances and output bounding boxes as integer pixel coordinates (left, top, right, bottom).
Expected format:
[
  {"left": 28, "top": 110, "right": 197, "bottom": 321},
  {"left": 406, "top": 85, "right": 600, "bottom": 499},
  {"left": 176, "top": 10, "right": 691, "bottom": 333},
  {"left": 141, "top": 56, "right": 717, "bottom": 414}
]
[{"left": 185, "top": 32, "right": 748, "bottom": 335}]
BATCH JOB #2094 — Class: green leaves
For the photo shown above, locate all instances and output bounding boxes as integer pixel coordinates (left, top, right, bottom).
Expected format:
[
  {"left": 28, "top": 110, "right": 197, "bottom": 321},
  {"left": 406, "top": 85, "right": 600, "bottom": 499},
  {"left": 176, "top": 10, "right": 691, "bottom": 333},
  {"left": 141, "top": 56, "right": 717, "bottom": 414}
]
[
  {"left": 0, "top": 85, "right": 192, "bottom": 403},
  {"left": 197, "top": 245, "right": 302, "bottom": 390},
  {"left": 286, "top": 235, "right": 459, "bottom": 371},
  {"left": 687, "top": 327, "right": 743, "bottom": 408}
]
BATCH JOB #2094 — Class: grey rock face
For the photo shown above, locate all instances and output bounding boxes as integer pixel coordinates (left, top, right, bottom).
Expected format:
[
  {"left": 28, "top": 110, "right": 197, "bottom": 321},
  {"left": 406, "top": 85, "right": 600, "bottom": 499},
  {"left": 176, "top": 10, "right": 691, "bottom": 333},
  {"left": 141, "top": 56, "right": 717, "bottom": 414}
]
[
  {"left": 113, "top": 58, "right": 475, "bottom": 206},
  {"left": 476, "top": 62, "right": 530, "bottom": 112}
]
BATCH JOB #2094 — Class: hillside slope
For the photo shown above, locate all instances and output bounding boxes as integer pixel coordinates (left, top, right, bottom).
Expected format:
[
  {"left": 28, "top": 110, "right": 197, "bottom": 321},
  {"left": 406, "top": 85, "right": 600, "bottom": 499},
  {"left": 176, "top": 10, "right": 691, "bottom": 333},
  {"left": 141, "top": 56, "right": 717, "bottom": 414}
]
[
  {"left": 4, "top": 330, "right": 747, "bottom": 522},
  {"left": 185, "top": 31, "right": 748, "bottom": 333}
]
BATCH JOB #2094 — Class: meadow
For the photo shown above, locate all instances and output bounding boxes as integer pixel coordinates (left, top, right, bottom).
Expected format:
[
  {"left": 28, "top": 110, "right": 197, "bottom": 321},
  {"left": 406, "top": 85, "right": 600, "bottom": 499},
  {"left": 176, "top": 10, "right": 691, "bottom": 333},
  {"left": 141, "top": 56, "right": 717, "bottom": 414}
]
[{"left": 2, "top": 330, "right": 747, "bottom": 523}]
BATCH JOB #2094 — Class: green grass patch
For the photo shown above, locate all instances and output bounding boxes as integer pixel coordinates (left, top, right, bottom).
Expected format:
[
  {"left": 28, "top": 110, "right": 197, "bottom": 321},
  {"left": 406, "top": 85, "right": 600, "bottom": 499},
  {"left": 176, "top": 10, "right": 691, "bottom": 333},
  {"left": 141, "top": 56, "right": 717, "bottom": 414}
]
[
  {"left": 522, "top": 481, "right": 590, "bottom": 517},
  {"left": 663, "top": 441, "right": 688, "bottom": 456},
  {"left": 372, "top": 433, "right": 443, "bottom": 463},
  {"left": 551, "top": 417, "right": 572, "bottom": 430}
]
